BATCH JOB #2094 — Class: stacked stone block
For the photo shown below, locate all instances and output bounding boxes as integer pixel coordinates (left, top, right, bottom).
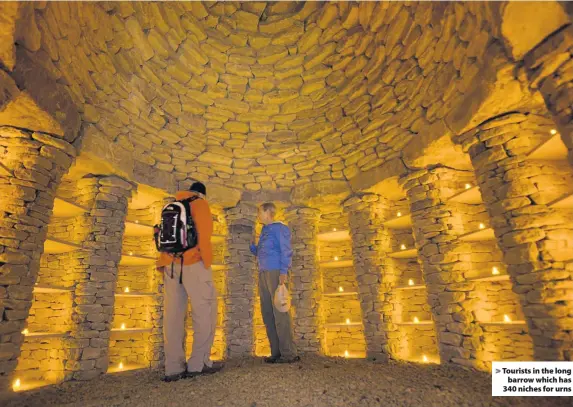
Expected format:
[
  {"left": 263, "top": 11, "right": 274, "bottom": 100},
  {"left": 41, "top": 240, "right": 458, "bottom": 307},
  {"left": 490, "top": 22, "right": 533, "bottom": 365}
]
[
  {"left": 383, "top": 199, "right": 437, "bottom": 363},
  {"left": 318, "top": 208, "right": 347, "bottom": 235},
  {"left": 343, "top": 194, "right": 397, "bottom": 361},
  {"left": 525, "top": 26, "right": 573, "bottom": 166},
  {"left": 284, "top": 207, "right": 322, "bottom": 353},
  {"left": 0, "top": 126, "right": 75, "bottom": 392},
  {"left": 325, "top": 326, "right": 367, "bottom": 358},
  {"left": 479, "top": 324, "right": 534, "bottom": 365},
  {"left": 319, "top": 240, "right": 353, "bottom": 265},
  {"left": 401, "top": 168, "right": 486, "bottom": 369},
  {"left": 111, "top": 198, "right": 169, "bottom": 369},
  {"left": 319, "top": 235, "right": 366, "bottom": 358},
  {"left": 224, "top": 203, "right": 257, "bottom": 357},
  {"left": 15, "top": 2, "right": 503, "bottom": 195},
  {"left": 459, "top": 113, "right": 573, "bottom": 361},
  {"left": 15, "top": 184, "right": 91, "bottom": 385},
  {"left": 66, "top": 176, "right": 134, "bottom": 381},
  {"left": 122, "top": 235, "right": 155, "bottom": 257},
  {"left": 322, "top": 265, "right": 356, "bottom": 294}
]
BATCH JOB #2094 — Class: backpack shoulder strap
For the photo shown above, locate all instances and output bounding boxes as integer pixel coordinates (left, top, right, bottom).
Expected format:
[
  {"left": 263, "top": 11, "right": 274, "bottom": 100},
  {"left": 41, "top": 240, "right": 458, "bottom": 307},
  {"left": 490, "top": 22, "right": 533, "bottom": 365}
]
[{"left": 181, "top": 196, "right": 200, "bottom": 203}]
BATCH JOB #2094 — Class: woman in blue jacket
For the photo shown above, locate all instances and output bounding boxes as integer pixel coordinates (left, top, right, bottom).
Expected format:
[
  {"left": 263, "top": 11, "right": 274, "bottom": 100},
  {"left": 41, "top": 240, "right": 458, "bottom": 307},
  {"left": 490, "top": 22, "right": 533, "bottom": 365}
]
[{"left": 250, "top": 202, "right": 299, "bottom": 363}]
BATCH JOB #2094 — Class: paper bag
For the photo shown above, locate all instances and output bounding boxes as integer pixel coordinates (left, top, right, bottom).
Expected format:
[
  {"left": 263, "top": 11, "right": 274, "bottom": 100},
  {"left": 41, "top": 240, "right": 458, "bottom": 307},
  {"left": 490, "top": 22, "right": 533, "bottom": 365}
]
[{"left": 274, "top": 284, "right": 291, "bottom": 312}]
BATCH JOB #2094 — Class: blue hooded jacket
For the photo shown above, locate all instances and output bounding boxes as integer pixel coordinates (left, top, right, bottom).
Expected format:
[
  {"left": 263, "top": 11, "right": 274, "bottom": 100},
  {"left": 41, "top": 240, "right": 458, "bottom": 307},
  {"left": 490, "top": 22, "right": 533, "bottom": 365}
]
[{"left": 250, "top": 222, "right": 293, "bottom": 275}]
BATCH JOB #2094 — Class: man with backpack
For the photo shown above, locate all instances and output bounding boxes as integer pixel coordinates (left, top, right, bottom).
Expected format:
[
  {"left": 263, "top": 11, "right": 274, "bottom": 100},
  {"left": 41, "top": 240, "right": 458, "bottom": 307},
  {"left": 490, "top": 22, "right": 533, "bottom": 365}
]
[
  {"left": 250, "top": 202, "right": 299, "bottom": 364},
  {"left": 155, "top": 182, "right": 222, "bottom": 382}
]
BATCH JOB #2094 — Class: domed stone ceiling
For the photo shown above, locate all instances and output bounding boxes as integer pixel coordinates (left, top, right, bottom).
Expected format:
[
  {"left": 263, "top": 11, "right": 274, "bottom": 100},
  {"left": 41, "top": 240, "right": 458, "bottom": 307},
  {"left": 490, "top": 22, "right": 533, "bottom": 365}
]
[{"left": 2, "top": 1, "right": 565, "bottom": 204}]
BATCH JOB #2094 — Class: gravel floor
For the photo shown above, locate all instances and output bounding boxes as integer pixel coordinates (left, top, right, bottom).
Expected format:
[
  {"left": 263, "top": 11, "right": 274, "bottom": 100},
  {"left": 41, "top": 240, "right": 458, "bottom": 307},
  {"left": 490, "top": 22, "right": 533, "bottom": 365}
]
[{"left": 2, "top": 356, "right": 569, "bottom": 407}]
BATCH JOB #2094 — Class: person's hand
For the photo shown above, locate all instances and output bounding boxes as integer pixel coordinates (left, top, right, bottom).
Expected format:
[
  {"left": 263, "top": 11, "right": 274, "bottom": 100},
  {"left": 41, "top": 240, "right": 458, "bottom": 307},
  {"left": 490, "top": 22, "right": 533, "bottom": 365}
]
[{"left": 279, "top": 274, "right": 287, "bottom": 285}]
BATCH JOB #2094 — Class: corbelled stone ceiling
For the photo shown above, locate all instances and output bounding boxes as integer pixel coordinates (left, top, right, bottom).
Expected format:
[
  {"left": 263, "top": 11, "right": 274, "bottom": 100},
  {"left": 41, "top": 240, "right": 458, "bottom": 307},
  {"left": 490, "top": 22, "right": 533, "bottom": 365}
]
[{"left": 1, "top": 1, "right": 569, "bottom": 205}]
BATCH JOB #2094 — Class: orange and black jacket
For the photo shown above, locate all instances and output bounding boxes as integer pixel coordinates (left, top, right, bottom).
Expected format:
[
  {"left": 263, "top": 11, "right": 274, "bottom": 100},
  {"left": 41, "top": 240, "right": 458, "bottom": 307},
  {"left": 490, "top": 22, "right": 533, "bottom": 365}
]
[{"left": 156, "top": 190, "right": 213, "bottom": 270}]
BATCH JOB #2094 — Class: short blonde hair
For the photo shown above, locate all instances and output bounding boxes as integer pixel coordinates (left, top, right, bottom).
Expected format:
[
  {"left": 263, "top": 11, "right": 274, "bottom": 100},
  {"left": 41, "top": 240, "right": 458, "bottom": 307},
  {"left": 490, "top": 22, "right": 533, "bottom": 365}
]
[{"left": 260, "top": 202, "right": 276, "bottom": 217}]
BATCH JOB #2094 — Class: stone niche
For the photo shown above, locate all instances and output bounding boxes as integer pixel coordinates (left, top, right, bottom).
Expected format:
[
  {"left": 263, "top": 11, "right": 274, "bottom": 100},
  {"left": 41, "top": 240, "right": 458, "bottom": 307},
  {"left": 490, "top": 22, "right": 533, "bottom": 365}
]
[
  {"left": 15, "top": 182, "right": 92, "bottom": 386},
  {"left": 451, "top": 182, "right": 534, "bottom": 370},
  {"left": 318, "top": 210, "right": 366, "bottom": 359},
  {"left": 385, "top": 199, "right": 439, "bottom": 364},
  {"left": 108, "top": 200, "right": 164, "bottom": 372}
]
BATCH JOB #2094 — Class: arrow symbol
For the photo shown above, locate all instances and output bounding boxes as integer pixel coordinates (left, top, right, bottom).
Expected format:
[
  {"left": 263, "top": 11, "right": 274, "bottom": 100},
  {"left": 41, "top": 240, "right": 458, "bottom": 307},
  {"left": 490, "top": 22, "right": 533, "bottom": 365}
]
[{"left": 496, "top": 369, "right": 501, "bottom": 373}]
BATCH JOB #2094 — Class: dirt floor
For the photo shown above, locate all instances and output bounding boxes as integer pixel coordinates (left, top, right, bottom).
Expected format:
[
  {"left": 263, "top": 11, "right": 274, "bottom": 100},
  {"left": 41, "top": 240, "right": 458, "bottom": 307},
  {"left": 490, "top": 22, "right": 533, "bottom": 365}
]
[{"left": 2, "top": 356, "right": 570, "bottom": 407}]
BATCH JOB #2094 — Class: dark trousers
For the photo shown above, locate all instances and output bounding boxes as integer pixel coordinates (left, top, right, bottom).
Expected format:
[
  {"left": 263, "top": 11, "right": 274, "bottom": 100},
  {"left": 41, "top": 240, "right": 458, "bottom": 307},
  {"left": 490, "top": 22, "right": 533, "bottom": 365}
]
[{"left": 258, "top": 270, "right": 297, "bottom": 358}]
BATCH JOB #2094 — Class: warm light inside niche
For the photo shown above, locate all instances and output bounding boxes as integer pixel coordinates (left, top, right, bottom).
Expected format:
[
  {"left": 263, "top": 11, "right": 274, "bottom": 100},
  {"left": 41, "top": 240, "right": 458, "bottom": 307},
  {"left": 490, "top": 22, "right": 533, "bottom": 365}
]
[
  {"left": 128, "top": 251, "right": 133, "bottom": 256},
  {"left": 408, "top": 279, "right": 414, "bottom": 286},
  {"left": 479, "top": 223, "right": 485, "bottom": 230},
  {"left": 504, "top": 314, "right": 511, "bottom": 323},
  {"left": 492, "top": 267, "right": 499, "bottom": 275},
  {"left": 344, "top": 350, "right": 349, "bottom": 358},
  {"left": 345, "top": 318, "right": 351, "bottom": 325},
  {"left": 400, "top": 244, "right": 406, "bottom": 250},
  {"left": 134, "top": 220, "right": 139, "bottom": 224},
  {"left": 120, "top": 323, "right": 126, "bottom": 330},
  {"left": 13, "top": 378, "right": 21, "bottom": 391},
  {"left": 119, "top": 361, "right": 124, "bottom": 370},
  {"left": 465, "top": 183, "right": 471, "bottom": 190},
  {"left": 124, "top": 287, "right": 130, "bottom": 293},
  {"left": 338, "top": 286, "right": 344, "bottom": 293},
  {"left": 550, "top": 129, "right": 557, "bottom": 135},
  {"left": 332, "top": 228, "right": 337, "bottom": 232},
  {"left": 413, "top": 317, "right": 420, "bottom": 324},
  {"left": 21, "top": 328, "right": 29, "bottom": 335},
  {"left": 422, "top": 355, "right": 429, "bottom": 363},
  {"left": 397, "top": 211, "right": 402, "bottom": 217},
  {"left": 334, "top": 256, "right": 339, "bottom": 261}
]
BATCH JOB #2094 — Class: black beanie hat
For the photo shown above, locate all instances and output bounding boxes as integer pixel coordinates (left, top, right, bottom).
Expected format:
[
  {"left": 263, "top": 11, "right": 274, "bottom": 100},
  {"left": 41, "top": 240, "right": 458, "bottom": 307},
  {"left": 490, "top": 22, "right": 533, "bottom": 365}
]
[{"left": 190, "top": 181, "right": 207, "bottom": 196}]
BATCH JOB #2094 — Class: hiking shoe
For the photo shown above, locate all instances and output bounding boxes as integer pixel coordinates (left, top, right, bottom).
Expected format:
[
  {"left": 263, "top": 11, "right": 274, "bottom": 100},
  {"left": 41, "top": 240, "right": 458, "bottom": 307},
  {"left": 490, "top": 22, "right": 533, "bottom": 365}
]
[
  {"left": 185, "top": 362, "right": 224, "bottom": 378},
  {"left": 264, "top": 355, "right": 281, "bottom": 364},
  {"left": 162, "top": 372, "right": 184, "bottom": 382},
  {"left": 276, "top": 356, "right": 301, "bottom": 364}
]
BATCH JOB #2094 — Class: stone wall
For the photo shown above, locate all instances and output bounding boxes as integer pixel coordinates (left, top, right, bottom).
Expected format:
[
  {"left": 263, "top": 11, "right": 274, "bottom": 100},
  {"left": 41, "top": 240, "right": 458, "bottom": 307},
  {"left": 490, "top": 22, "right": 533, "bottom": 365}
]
[
  {"left": 0, "top": 126, "right": 75, "bottom": 392},
  {"left": 325, "top": 326, "right": 367, "bottom": 359},
  {"left": 318, "top": 240, "right": 352, "bottom": 264},
  {"left": 322, "top": 265, "right": 355, "bottom": 295},
  {"left": 285, "top": 207, "right": 322, "bottom": 353},
  {"left": 344, "top": 194, "right": 397, "bottom": 361},
  {"left": 525, "top": 26, "right": 573, "bottom": 166},
  {"left": 224, "top": 203, "right": 257, "bottom": 357},
  {"left": 122, "top": 236, "right": 156, "bottom": 258},
  {"left": 401, "top": 168, "right": 484, "bottom": 368},
  {"left": 459, "top": 113, "right": 573, "bottom": 361},
  {"left": 66, "top": 176, "right": 134, "bottom": 381}
]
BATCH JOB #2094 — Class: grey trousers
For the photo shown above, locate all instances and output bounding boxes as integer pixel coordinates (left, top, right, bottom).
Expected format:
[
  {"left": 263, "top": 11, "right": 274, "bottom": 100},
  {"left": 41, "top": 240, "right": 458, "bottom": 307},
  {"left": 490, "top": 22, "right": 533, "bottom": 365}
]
[
  {"left": 163, "top": 261, "right": 218, "bottom": 375},
  {"left": 259, "top": 270, "right": 297, "bottom": 358}
]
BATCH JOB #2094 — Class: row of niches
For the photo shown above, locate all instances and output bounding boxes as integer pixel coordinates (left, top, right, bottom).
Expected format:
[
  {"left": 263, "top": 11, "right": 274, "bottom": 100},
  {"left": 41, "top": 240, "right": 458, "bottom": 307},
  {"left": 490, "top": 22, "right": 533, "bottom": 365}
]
[
  {"left": 389, "top": 189, "right": 536, "bottom": 369},
  {"left": 14, "top": 187, "right": 171, "bottom": 390},
  {"left": 317, "top": 211, "right": 366, "bottom": 359},
  {"left": 16, "top": 202, "right": 90, "bottom": 388}
]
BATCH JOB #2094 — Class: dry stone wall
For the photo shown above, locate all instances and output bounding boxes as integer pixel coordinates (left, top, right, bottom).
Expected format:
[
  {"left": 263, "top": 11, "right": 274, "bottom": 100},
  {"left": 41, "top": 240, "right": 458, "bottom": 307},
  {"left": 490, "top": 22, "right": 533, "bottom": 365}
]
[
  {"left": 66, "top": 176, "right": 134, "bottom": 381},
  {"left": 459, "top": 113, "right": 573, "bottom": 361},
  {"left": 525, "top": 26, "right": 573, "bottom": 166},
  {"left": 0, "top": 125, "right": 75, "bottom": 392},
  {"left": 401, "top": 168, "right": 486, "bottom": 369},
  {"left": 224, "top": 203, "right": 257, "bottom": 357},
  {"left": 10, "top": 1, "right": 510, "bottom": 197},
  {"left": 284, "top": 207, "right": 322, "bottom": 353},
  {"left": 344, "top": 194, "right": 396, "bottom": 361}
]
